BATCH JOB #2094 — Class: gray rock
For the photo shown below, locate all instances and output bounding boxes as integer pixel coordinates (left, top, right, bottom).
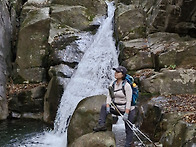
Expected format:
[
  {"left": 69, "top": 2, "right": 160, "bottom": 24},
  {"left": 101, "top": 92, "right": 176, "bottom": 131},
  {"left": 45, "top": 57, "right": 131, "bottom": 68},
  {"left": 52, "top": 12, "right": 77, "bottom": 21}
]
[
  {"left": 119, "top": 38, "right": 153, "bottom": 71},
  {"left": 50, "top": 5, "right": 91, "bottom": 31},
  {"left": 159, "top": 40, "right": 196, "bottom": 69},
  {"left": 120, "top": 32, "right": 196, "bottom": 71},
  {"left": 51, "top": 0, "right": 106, "bottom": 18},
  {"left": 115, "top": 3, "right": 146, "bottom": 41},
  {"left": 44, "top": 77, "right": 70, "bottom": 124},
  {"left": 68, "top": 95, "right": 113, "bottom": 145},
  {"left": 139, "top": 68, "right": 196, "bottom": 95},
  {"left": 138, "top": 96, "right": 196, "bottom": 146},
  {"left": 160, "top": 113, "right": 196, "bottom": 147},
  {"left": 17, "top": 67, "right": 47, "bottom": 83},
  {"left": 0, "top": 0, "right": 12, "bottom": 120},
  {"left": 69, "top": 131, "right": 116, "bottom": 147},
  {"left": 8, "top": 85, "right": 46, "bottom": 114},
  {"left": 48, "top": 64, "right": 74, "bottom": 78},
  {"left": 48, "top": 1, "right": 106, "bottom": 46},
  {"left": 49, "top": 45, "right": 84, "bottom": 68},
  {"left": 15, "top": 6, "right": 50, "bottom": 82},
  {"left": 145, "top": 0, "right": 196, "bottom": 35}
]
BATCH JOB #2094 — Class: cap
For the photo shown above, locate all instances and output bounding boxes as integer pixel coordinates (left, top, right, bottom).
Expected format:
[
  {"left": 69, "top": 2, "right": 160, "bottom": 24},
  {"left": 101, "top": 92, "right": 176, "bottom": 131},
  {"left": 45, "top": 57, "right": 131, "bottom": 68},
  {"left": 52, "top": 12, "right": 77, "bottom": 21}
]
[{"left": 113, "top": 66, "right": 127, "bottom": 75}]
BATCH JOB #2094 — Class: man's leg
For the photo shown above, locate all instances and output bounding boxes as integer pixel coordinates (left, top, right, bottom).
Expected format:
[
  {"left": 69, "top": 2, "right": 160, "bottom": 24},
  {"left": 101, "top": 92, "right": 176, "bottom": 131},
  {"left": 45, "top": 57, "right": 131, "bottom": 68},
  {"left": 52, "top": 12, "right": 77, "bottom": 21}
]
[
  {"left": 124, "top": 109, "right": 136, "bottom": 147},
  {"left": 93, "top": 104, "right": 108, "bottom": 132},
  {"left": 98, "top": 104, "right": 108, "bottom": 125}
]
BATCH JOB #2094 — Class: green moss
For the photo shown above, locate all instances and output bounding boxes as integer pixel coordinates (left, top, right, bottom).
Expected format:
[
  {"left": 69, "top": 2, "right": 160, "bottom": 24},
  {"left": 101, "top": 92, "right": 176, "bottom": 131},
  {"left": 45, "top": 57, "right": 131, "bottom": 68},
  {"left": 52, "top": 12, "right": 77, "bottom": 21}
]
[
  {"left": 21, "top": 10, "right": 40, "bottom": 28},
  {"left": 12, "top": 74, "right": 26, "bottom": 84},
  {"left": 131, "top": 26, "right": 146, "bottom": 36},
  {"left": 42, "top": 36, "right": 48, "bottom": 42},
  {"left": 85, "top": 9, "right": 95, "bottom": 22}
]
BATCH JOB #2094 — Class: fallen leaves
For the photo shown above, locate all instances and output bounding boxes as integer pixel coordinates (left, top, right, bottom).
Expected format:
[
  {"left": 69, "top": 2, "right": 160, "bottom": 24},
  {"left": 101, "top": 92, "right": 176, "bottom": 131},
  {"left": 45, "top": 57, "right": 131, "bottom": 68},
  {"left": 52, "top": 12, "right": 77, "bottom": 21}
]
[
  {"left": 6, "top": 83, "right": 47, "bottom": 98},
  {"left": 163, "top": 94, "right": 196, "bottom": 124},
  {"left": 183, "top": 114, "right": 196, "bottom": 124}
]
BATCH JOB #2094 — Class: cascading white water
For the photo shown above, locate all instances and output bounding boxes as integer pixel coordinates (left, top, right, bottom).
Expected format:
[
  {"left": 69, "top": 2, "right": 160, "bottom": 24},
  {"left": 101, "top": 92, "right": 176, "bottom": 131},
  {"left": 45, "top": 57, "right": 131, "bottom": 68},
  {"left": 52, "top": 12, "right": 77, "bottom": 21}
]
[
  {"left": 53, "top": 1, "right": 118, "bottom": 135},
  {"left": 14, "top": 1, "right": 118, "bottom": 147}
]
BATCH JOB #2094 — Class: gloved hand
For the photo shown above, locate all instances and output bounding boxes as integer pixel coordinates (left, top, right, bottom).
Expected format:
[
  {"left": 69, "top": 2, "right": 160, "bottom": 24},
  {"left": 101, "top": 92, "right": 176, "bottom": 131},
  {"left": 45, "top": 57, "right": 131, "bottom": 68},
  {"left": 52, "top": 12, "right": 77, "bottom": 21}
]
[
  {"left": 106, "top": 106, "right": 110, "bottom": 114},
  {"left": 122, "top": 113, "right": 129, "bottom": 122}
]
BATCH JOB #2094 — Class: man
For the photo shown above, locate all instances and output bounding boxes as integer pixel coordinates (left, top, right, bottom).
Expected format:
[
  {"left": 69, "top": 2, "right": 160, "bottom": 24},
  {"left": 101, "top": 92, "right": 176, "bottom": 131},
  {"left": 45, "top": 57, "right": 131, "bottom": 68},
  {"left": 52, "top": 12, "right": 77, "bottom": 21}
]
[{"left": 93, "top": 66, "right": 136, "bottom": 147}]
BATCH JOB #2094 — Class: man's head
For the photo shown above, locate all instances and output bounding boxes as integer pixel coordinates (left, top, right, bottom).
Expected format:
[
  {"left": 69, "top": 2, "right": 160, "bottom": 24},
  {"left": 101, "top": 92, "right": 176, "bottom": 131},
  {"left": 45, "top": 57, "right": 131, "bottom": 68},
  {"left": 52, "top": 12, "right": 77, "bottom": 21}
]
[{"left": 113, "top": 66, "right": 127, "bottom": 79}]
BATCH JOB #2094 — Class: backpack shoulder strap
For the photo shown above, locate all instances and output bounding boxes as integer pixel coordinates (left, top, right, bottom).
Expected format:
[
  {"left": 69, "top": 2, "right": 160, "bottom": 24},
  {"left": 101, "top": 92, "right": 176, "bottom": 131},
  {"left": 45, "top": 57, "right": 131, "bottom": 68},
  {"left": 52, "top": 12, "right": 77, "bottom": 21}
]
[
  {"left": 122, "top": 80, "right": 126, "bottom": 96},
  {"left": 112, "top": 80, "right": 123, "bottom": 93}
]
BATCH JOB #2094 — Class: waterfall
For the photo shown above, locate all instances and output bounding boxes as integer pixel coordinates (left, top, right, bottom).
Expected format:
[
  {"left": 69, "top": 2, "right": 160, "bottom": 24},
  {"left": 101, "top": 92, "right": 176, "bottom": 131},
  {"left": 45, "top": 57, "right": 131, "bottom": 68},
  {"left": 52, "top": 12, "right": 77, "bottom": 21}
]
[
  {"left": 54, "top": 0, "right": 118, "bottom": 135},
  {"left": 14, "top": 1, "right": 118, "bottom": 147}
]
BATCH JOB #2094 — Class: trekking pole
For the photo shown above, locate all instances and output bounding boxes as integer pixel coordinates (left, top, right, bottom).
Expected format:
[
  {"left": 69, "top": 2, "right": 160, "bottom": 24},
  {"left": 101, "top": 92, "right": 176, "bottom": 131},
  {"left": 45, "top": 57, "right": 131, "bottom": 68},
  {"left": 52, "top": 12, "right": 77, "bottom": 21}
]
[
  {"left": 110, "top": 102, "right": 146, "bottom": 147},
  {"left": 111, "top": 102, "right": 157, "bottom": 147},
  {"left": 126, "top": 120, "right": 158, "bottom": 147},
  {"left": 108, "top": 86, "right": 157, "bottom": 146}
]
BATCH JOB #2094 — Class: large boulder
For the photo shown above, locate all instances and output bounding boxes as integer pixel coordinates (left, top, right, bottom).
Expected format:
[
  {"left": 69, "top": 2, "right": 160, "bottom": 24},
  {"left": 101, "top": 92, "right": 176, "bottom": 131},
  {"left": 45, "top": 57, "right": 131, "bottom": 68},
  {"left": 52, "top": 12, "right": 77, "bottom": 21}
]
[
  {"left": 144, "top": 0, "right": 196, "bottom": 35},
  {"left": 9, "top": 0, "right": 24, "bottom": 56},
  {"left": 44, "top": 76, "right": 69, "bottom": 124},
  {"left": 48, "top": 2, "right": 102, "bottom": 69},
  {"left": 51, "top": 0, "right": 106, "bottom": 17},
  {"left": 115, "top": 3, "right": 146, "bottom": 41},
  {"left": 69, "top": 131, "right": 116, "bottom": 147},
  {"left": 50, "top": 5, "right": 93, "bottom": 31},
  {"left": 159, "top": 38, "right": 196, "bottom": 69},
  {"left": 15, "top": 6, "right": 50, "bottom": 83},
  {"left": 160, "top": 113, "right": 196, "bottom": 147},
  {"left": 49, "top": 37, "right": 85, "bottom": 68},
  {"left": 120, "top": 32, "right": 196, "bottom": 71},
  {"left": 0, "top": 0, "right": 12, "bottom": 119},
  {"left": 68, "top": 95, "right": 113, "bottom": 145},
  {"left": 8, "top": 84, "right": 47, "bottom": 119},
  {"left": 138, "top": 68, "right": 196, "bottom": 95},
  {"left": 119, "top": 38, "right": 153, "bottom": 71},
  {"left": 48, "top": 64, "right": 74, "bottom": 78},
  {"left": 139, "top": 96, "right": 196, "bottom": 146},
  {"left": 48, "top": 0, "right": 106, "bottom": 48}
]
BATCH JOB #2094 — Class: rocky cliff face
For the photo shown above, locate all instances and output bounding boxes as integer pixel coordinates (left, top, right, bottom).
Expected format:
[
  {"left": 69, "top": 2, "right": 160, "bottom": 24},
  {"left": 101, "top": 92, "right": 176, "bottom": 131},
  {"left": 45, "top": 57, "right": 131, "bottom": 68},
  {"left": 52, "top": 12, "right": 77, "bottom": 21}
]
[
  {"left": 0, "top": 0, "right": 12, "bottom": 119},
  {"left": 116, "top": 0, "right": 196, "bottom": 95},
  {"left": 116, "top": 0, "right": 196, "bottom": 146},
  {"left": 5, "top": 0, "right": 107, "bottom": 122}
]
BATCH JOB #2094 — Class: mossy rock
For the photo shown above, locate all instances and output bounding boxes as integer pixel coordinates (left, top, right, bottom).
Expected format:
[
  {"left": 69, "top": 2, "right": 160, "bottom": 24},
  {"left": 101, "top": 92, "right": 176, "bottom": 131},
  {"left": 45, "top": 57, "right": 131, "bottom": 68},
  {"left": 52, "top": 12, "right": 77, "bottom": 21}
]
[
  {"left": 16, "top": 7, "right": 50, "bottom": 70},
  {"left": 68, "top": 95, "right": 113, "bottom": 145},
  {"left": 69, "top": 131, "right": 116, "bottom": 147},
  {"left": 115, "top": 4, "right": 146, "bottom": 41},
  {"left": 51, "top": 0, "right": 106, "bottom": 17}
]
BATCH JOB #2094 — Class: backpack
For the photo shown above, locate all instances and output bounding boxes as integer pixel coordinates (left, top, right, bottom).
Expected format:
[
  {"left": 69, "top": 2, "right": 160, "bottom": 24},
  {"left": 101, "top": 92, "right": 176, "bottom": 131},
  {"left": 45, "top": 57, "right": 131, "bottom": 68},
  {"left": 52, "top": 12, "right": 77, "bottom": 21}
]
[{"left": 112, "top": 74, "right": 139, "bottom": 106}]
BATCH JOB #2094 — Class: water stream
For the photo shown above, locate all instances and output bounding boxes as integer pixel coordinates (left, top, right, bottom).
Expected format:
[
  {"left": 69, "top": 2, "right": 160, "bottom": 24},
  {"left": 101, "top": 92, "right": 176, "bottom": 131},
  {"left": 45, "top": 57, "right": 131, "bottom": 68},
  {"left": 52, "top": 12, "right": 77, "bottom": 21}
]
[{"left": 3, "top": 1, "right": 119, "bottom": 147}]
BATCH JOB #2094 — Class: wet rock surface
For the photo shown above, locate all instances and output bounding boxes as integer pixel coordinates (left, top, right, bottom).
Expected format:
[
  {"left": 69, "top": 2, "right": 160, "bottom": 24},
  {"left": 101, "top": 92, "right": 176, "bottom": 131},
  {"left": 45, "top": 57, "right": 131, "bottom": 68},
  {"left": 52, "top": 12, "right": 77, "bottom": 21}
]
[{"left": 43, "top": 76, "right": 68, "bottom": 124}]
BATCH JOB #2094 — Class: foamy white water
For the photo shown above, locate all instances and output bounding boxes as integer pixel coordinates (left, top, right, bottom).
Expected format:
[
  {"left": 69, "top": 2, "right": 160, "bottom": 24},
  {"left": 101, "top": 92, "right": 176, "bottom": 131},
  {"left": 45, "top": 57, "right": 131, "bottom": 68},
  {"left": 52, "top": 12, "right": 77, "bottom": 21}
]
[{"left": 15, "top": 1, "right": 118, "bottom": 147}]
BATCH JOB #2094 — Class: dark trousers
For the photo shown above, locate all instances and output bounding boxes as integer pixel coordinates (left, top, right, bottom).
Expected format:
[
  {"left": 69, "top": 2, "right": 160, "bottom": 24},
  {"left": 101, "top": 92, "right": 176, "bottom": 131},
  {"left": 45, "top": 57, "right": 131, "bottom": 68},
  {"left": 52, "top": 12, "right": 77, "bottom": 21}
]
[{"left": 98, "top": 104, "right": 136, "bottom": 147}]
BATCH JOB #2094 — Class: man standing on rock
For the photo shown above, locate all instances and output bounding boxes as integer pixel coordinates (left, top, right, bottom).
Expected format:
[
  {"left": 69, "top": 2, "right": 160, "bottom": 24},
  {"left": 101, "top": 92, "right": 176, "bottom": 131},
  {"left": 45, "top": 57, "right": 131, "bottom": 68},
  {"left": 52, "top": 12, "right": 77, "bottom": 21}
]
[{"left": 93, "top": 66, "right": 136, "bottom": 147}]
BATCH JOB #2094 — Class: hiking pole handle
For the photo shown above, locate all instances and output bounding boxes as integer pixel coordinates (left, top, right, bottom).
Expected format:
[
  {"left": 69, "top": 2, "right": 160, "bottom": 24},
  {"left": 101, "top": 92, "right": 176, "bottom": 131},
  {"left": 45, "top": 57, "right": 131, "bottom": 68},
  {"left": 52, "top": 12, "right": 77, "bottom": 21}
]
[{"left": 108, "top": 86, "right": 115, "bottom": 99}]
